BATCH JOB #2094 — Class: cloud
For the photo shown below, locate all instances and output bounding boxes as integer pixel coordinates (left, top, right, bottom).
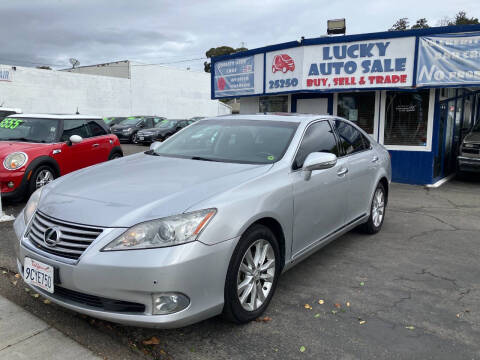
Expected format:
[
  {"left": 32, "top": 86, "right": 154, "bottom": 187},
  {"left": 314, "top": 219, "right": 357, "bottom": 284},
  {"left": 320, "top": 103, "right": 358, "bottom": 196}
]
[{"left": 0, "top": 0, "right": 479, "bottom": 71}]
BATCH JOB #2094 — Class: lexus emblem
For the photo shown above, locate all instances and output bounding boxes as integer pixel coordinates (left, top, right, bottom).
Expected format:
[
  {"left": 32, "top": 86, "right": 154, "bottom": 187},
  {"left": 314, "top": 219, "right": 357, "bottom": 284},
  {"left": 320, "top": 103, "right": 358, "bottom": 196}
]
[{"left": 44, "top": 227, "right": 62, "bottom": 247}]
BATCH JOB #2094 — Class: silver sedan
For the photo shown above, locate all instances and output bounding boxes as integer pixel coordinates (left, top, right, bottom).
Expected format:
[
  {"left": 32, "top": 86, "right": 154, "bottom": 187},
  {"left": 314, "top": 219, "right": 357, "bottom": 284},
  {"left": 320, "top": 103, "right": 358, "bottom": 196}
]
[{"left": 13, "top": 114, "right": 391, "bottom": 328}]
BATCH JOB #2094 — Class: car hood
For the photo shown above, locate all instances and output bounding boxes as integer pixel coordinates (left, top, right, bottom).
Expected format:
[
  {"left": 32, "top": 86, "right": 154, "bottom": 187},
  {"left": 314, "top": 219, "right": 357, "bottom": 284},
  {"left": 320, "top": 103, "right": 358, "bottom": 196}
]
[
  {"left": 464, "top": 131, "right": 480, "bottom": 144},
  {"left": 111, "top": 124, "right": 137, "bottom": 130},
  {"left": 0, "top": 141, "right": 50, "bottom": 158},
  {"left": 138, "top": 127, "right": 161, "bottom": 133},
  {"left": 39, "top": 153, "right": 272, "bottom": 227}
]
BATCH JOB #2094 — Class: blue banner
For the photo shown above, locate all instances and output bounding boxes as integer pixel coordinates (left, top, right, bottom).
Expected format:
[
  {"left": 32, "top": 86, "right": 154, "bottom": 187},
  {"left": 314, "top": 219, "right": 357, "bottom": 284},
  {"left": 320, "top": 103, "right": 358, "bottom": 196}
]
[
  {"left": 417, "top": 32, "right": 480, "bottom": 86},
  {"left": 214, "top": 56, "right": 254, "bottom": 97}
]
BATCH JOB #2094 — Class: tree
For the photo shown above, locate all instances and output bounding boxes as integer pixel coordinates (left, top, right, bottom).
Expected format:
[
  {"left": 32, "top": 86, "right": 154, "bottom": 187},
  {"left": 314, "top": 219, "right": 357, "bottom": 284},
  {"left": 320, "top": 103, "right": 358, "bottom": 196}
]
[
  {"left": 411, "top": 18, "right": 429, "bottom": 29},
  {"left": 448, "top": 11, "right": 479, "bottom": 26},
  {"left": 203, "top": 46, "right": 248, "bottom": 73},
  {"left": 389, "top": 18, "right": 409, "bottom": 31}
]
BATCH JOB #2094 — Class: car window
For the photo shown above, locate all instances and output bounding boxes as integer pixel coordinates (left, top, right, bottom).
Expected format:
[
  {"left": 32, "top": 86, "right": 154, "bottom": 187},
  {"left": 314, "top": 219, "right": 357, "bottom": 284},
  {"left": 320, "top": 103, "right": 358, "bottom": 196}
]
[
  {"left": 293, "top": 121, "right": 339, "bottom": 170},
  {"left": 333, "top": 120, "right": 369, "bottom": 156},
  {"left": 87, "top": 120, "right": 107, "bottom": 137},
  {"left": 61, "top": 120, "right": 90, "bottom": 141},
  {"left": 146, "top": 118, "right": 154, "bottom": 128}
]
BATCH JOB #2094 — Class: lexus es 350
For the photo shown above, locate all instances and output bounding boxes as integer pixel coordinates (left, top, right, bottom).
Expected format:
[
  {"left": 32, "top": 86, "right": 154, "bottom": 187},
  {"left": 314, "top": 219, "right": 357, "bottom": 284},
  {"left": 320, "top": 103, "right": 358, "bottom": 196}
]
[{"left": 13, "top": 114, "right": 391, "bottom": 328}]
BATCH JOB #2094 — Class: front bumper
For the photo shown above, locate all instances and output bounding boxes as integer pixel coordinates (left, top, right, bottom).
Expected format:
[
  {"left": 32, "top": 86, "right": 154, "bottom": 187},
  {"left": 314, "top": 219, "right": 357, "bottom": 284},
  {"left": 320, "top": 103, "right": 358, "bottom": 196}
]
[
  {"left": 0, "top": 169, "right": 27, "bottom": 199},
  {"left": 111, "top": 131, "right": 133, "bottom": 141},
  {"left": 458, "top": 156, "right": 480, "bottom": 173},
  {"left": 13, "top": 211, "right": 238, "bottom": 328},
  {"left": 136, "top": 133, "right": 157, "bottom": 143}
]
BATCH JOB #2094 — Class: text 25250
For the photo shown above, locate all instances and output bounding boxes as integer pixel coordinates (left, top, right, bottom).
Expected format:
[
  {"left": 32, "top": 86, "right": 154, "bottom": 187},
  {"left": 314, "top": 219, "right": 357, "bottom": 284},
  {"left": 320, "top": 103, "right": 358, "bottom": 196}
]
[{"left": 269, "top": 78, "right": 298, "bottom": 89}]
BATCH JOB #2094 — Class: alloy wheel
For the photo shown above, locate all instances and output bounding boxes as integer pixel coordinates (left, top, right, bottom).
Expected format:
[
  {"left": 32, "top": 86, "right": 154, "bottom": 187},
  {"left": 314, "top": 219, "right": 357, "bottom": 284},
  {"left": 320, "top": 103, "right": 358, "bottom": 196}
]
[
  {"left": 237, "top": 239, "right": 276, "bottom": 311},
  {"left": 372, "top": 187, "right": 385, "bottom": 227},
  {"left": 36, "top": 169, "right": 54, "bottom": 189}
]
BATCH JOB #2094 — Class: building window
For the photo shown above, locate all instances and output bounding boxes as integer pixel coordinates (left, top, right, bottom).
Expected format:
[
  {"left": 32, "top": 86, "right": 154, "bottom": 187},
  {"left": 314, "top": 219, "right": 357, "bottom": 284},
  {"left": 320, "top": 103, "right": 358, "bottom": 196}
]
[
  {"left": 384, "top": 90, "right": 429, "bottom": 146},
  {"left": 259, "top": 96, "right": 288, "bottom": 113},
  {"left": 337, "top": 92, "right": 375, "bottom": 134}
]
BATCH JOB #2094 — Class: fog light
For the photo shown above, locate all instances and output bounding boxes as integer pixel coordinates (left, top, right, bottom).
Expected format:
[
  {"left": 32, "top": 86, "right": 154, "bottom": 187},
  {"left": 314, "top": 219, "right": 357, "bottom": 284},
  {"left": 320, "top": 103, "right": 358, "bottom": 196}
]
[
  {"left": 152, "top": 293, "right": 189, "bottom": 315},
  {"left": 7, "top": 181, "right": 14, "bottom": 188}
]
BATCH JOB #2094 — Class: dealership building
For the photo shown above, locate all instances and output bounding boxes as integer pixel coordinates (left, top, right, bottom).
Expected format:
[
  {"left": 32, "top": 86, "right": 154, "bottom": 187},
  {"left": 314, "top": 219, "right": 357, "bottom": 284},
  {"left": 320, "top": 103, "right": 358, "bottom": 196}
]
[{"left": 211, "top": 25, "right": 480, "bottom": 185}]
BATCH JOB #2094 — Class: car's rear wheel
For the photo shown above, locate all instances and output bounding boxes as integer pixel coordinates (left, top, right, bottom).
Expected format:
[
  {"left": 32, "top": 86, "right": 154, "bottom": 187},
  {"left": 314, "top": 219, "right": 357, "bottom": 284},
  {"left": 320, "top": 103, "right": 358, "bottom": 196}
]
[
  {"left": 28, "top": 165, "right": 55, "bottom": 195},
  {"left": 108, "top": 152, "right": 122, "bottom": 160},
  {"left": 223, "top": 224, "right": 280, "bottom": 323},
  {"left": 361, "top": 182, "right": 387, "bottom": 234}
]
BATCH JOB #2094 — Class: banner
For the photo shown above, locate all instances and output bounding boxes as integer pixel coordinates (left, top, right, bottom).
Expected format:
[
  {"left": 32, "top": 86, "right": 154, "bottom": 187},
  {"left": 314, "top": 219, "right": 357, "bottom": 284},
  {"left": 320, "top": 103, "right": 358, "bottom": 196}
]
[
  {"left": 214, "top": 56, "right": 255, "bottom": 97},
  {"left": 416, "top": 32, "right": 480, "bottom": 86}
]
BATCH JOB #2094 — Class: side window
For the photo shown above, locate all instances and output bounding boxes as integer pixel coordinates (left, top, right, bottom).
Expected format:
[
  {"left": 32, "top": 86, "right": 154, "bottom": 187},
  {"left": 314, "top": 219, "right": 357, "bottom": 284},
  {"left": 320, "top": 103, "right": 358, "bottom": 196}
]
[
  {"left": 86, "top": 120, "right": 107, "bottom": 137},
  {"left": 146, "top": 118, "right": 154, "bottom": 128},
  {"left": 334, "top": 120, "right": 369, "bottom": 155},
  {"left": 293, "top": 121, "right": 339, "bottom": 170},
  {"left": 61, "top": 120, "right": 90, "bottom": 141}
]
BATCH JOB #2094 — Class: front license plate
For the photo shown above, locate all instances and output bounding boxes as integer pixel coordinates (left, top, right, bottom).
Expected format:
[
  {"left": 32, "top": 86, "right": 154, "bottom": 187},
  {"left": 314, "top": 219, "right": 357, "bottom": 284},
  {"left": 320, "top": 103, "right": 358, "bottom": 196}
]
[{"left": 23, "top": 257, "right": 54, "bottom": 293}]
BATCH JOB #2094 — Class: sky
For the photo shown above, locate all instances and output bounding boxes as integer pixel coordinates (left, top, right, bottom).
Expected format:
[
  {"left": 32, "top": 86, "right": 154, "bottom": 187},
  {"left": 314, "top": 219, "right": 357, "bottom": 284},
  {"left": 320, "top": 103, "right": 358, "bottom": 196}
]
[{"left": 0, "top": 0, "right": 479, "bottom": 72}]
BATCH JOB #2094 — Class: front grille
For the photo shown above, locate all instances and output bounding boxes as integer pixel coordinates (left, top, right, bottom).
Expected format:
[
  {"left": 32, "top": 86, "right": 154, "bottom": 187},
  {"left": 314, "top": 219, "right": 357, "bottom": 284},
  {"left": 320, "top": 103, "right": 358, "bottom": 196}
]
[
  {"left": 27, "top": 211, "right": 103, "bottom": 260},
  {"left": 54, "top": 286, "right": 145, "bottom": 313},
  {"left": 462, "top": 148, "right": 480, "bottom": 155}
]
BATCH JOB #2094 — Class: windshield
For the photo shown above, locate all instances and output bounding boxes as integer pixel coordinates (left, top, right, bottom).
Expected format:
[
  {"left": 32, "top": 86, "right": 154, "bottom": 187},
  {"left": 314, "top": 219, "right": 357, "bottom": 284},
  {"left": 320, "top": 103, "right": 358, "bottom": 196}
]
[
  {"left": 120, "top": 117, "right": 142, "bottom": 125},
  {"left": 153, "top": 119, "right": 299, "bottom": 164},
  {"left": 155, "top": 120, "right": 177, "bottom": 129},
  {"left": 0, "top": 117, "right": 59, "bottom": 143}
]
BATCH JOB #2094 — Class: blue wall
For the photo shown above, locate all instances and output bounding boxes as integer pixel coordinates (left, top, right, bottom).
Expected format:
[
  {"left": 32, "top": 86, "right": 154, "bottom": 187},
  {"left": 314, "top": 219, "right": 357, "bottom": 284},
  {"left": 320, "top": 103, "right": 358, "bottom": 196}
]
[{"left": 389, "top": 150, "right": 434, "bottom": 185}]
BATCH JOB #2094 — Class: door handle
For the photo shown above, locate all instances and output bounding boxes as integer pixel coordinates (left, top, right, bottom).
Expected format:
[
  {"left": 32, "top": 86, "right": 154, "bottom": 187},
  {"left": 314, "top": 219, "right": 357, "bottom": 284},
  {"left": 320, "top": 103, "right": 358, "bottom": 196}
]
[
  {"left": 337, "top": 168, "right": 349, "bottom": 177},
  {"left": 372, "top": 155, "right": 379, "bottom": 163},
  {"left": 92, "top": 143, "right": 99, "bottom": 148}
]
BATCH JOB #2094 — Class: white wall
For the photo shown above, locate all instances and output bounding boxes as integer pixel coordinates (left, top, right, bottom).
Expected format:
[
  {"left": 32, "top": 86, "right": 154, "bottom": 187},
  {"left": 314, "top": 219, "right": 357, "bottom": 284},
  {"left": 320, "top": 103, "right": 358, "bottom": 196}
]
[
  {"left": 63, "top": 61, "right": 130, "bottom": 79},
  {"left": 0, "top": 65, "right": 131, "bottom": 116},
  {"left": 130, "top": 65, "right": 224, "bottom": 118},
  {"left": 0, "top": 63, "right": 230, "bottom": 118},
  {"left": 239, "top": 97, "right": 259, "bottom": 114}
]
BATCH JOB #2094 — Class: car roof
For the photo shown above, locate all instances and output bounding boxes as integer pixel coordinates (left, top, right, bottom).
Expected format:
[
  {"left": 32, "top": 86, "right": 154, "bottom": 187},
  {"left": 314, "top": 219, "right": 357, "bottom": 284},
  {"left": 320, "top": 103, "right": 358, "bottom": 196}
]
[
  {"left": 7, "top": 114, "right": 102, "bottom": 120},
  {"left": 210, "top": 113, "right": 335, "bottom": 123}
]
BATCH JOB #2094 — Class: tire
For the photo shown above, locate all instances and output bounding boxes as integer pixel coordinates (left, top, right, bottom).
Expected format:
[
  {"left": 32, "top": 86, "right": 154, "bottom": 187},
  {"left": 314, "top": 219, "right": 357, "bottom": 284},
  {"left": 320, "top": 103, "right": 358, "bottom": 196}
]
[
  {"left": 360, "top": 182, "right": 387, "bottom": 234},
  {"left": 28, "top": 165, "right": 55, "bottom": 195},
  {"left": 223, "top": 224, "right": 281, "bottom": 324},
  {"left": 130, "top": 132, "right": 138, "bottom": 144},
  {"left": 108, "top": 152, "right": 122, "bottom": 160}
]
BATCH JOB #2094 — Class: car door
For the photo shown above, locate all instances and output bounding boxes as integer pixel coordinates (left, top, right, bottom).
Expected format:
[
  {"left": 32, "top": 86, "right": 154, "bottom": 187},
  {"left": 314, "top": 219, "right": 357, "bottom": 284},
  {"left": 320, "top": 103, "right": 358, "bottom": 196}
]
[
  {"left": 290, "top": 120, "right": 348, "bottom": 256},
  {"left": 61, "top": 119, "right": 104, "bottom": 170},
  {"left": 333, "top": 119, "right": 378, "bottom": 222},
  {"left": 85, "top": 120, "right": 111, "bottom": 161}
]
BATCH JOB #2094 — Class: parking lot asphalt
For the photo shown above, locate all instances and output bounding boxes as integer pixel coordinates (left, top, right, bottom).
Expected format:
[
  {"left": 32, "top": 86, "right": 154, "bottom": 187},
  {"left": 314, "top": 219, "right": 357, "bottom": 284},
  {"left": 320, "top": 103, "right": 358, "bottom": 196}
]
[{"left": 0, "top": 144, "right": 479, "bottom": 359}]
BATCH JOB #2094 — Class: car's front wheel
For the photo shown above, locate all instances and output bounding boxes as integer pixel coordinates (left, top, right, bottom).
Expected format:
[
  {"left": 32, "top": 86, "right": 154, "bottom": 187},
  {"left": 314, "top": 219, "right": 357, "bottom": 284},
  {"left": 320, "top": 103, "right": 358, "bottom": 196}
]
[
  {"left": 361, "top": 182, "right": 387, "bottom": 234},
  {"left": 223, "top": 224, "right": 281, "bottom": 323},
  {"left": 28, "top": 165, "right": 55, "bottom": 195}
]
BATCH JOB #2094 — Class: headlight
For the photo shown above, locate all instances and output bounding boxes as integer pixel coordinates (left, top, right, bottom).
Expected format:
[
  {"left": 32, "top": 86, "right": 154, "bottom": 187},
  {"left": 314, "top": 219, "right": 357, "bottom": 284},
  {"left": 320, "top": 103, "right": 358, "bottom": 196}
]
[
  {"left": 3, "top": 152, "right": 28, "bottom": 170},
  {"left": 122, "top": 128, "right": 133, "bottom": 133},
  {"left": 102, "top": 208, "right": 216, "bottom": 251},
  {"left": 24, "top": 187, "right": 42, "bottom": 225}
]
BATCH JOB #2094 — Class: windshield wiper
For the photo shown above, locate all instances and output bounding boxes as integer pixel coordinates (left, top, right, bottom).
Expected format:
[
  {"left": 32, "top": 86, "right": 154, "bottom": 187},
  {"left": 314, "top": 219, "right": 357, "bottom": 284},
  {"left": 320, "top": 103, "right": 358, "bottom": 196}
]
[{"left": 190, "top": 156, "right": 221, "bottom": 162}]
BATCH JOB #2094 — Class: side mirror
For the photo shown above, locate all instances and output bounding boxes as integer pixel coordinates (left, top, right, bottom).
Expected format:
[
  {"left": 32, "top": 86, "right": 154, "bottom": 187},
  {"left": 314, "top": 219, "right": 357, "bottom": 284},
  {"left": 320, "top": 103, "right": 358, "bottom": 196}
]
[
  {"left": 302, "top": 152, "right": 337, "bottom": 181},
  {"left": 150, "top": 141, "right": 162, "bottom": 151},
  {"left": 68, "top": 135, "right": 83, "bottom": 146}
]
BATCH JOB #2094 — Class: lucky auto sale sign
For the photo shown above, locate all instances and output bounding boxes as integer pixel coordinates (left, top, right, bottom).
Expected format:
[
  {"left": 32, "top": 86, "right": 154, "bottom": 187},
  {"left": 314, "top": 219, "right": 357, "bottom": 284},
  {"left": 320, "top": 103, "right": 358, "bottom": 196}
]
[
  {"left": 303, "top": 37, "right": 415, "bottom": 89},
  {"left": 265, "top": 37, "right": 415, "bottom": 94}
]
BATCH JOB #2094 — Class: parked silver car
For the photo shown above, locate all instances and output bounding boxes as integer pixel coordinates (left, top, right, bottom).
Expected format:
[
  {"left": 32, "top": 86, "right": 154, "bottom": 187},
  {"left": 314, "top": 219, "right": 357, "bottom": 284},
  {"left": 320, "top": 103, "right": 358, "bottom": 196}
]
[{"left": 13, "top": 114, "right": 391, "bottom": 328}]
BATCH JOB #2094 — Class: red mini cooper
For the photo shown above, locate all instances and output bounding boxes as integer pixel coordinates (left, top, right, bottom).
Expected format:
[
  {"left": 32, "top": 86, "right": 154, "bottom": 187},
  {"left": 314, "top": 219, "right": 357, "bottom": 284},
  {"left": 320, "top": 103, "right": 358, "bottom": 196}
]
[
  {"left": 0, "top": 114, "right": 122, "bottom": 200},
  {"left": 272, "top": 54, "right": 295, "bottom": 73}
]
